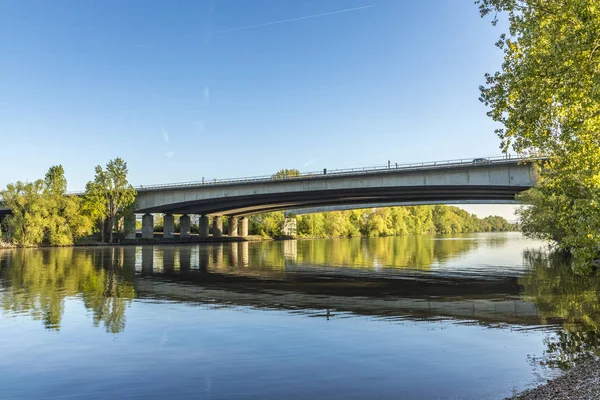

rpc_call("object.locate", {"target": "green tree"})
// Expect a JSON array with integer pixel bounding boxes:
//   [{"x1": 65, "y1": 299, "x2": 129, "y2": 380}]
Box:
[
  {"x1": 1, "y1": 180, "x2": 47, "y2": 246},
  {"x1": 85, "y1": 158, "x2": 137, "y2": 243},
  {"x1": 478, "y1": 0, "x2": 600, "y2": 269},
  {"x1": 272, "y1": 169, "x2": 301, "y2": 179},
  {"x1": 43, "y1": 165, "x2": 93, "y2": 245}
]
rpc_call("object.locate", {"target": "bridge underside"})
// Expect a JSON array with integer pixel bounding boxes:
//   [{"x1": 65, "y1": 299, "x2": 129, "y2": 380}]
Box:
[{"x1": 135, "y1": 185, "x2": 528, "y2": 216}]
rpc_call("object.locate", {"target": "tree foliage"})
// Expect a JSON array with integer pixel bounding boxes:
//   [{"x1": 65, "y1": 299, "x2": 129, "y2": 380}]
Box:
[
  {"x1": 478, "y1": 0, "x2": 600, "y2": 270},
  {"x1": 1, "y1": 166, "x2": 93, "y2": 246},
  {"x1": 250, "y1": 205, "x2": 515, "y2": 238},
  {"x1": 272, "y1": 169, "x2": 301, "y2": 179},
  {"x1": 84, "y1": 158, "x2": 136, "y2": 243}
]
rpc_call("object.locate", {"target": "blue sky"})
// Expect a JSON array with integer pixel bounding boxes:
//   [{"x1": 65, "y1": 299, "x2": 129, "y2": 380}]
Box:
[{"x1": 0, "y1": 0, "x2": 517, "y2": 219}]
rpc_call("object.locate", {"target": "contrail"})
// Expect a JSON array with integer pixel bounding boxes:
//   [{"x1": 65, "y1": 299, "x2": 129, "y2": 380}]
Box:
[{"x1": 218, "y1": 4, "x2": 376, "y2": 33}]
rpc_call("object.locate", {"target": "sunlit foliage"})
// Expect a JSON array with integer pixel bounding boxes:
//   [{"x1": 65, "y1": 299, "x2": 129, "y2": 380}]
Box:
[
  {"x1": 478, "y1": 0, "x2": 600, "y2": 270},
  {"x1": 250, "y1": 205, "x2": 515, "y2": 238}
]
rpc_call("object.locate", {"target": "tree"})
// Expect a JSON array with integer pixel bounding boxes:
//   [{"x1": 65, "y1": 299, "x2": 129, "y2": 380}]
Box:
[
  {"x1": 85, "y1": 158, "x2": 136, "y2": 243},
  {"x1": 478, "y1": 0, "x2": 600, "y2": 269},
  {"x1": 1, "y1": 180, "x2": 47, "y2": 246},
  {"x1": 43, "y1": 165, "x2": 93, "y2": 245},
  {"x1": 272, "y1": 169, "x2": 301, "y2": 179}
]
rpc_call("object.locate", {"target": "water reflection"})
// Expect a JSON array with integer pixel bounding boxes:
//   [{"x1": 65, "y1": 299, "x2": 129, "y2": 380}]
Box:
[
  {"x1": 519, "y1": 250, "x2": 600, "y2": 369},
  {"x1": 0, "y1": 247, "x2": 135, "y2": 333},
  {"x1": 3, "y1": 234, "x2": 600, "y2": 399},
  {"x1": 0, "y1": 235, "x2": 599, "y2": 345}
]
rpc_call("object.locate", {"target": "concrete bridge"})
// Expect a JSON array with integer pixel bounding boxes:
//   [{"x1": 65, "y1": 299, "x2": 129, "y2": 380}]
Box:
[
  {"x1": 131, "y1": 155, "x2": 538, "y2": 239},
  {"x1": 0, "y1": 155, "x2": 540, "y2": 239}
]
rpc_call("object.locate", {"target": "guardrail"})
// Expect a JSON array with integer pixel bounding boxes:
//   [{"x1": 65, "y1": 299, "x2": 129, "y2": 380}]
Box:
[{"x1": 130, "y1": 154, "x2": 543, "y2": 192}]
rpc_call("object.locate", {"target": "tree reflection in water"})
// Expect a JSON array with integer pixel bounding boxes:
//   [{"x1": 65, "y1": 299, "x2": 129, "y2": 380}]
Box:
[
  {"x1": 520, "y1": 250, "x2": 600, "y2": 370},
  {"x1": 0, "y1": 247, "x2": 135, "y2": 333}
]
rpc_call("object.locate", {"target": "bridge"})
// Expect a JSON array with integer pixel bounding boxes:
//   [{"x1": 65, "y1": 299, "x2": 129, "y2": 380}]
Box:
[
  {"x1": 0, "y1": 155, "x2": 540, "y2": 239},
  {"x1": 131, "y1": 155, "x2": 537, "y2": 238}
]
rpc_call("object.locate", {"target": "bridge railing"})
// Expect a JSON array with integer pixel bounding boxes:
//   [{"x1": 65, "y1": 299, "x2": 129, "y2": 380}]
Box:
[{"x1": 130, "y1": 154, "x2": 542, "y2": 192}]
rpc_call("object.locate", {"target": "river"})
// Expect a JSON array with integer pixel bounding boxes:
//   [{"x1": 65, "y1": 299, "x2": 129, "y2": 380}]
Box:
[{"x1": 1, "y1": 233, "x2": 599, "y2": 399}]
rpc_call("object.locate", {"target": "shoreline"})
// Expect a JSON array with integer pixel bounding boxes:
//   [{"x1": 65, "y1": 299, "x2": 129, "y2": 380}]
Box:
[
  {"x1": 507, "y1": 359, "x2": 600, "y2": 400},
  {"x1": 0, "y1": 230, "x2": 521, "y2": 249}
]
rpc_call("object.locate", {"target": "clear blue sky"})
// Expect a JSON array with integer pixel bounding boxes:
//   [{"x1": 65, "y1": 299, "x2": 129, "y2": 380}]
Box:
[{"x1": 0, "y1": 0, "x2": 517, "y2": 219}]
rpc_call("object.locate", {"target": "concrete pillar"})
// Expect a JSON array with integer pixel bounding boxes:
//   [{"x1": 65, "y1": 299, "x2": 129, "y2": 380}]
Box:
[
  {"x1": 142, "y1": 213, "x2": 154, "y2": 239},
  {"x1": 164, "y1": 214, "x2": 175, "y2": 238},
  {"x1": 199, "y1": 215, "x2": 209, "y2": 238},
  {"x1": 142, "y1": 246, "x2": 154, "y2": 275},
  {"x1": 238, "y1": 217, "x2": 249, "y2": 237},
  {"x1": 179, "y1": 214, "x2": 191, "y2": 238},
  {"x1": 228, "y1": 216, "x2": 238, "y2": 237},
  {"x1": 282, "y1": 217, "x2": 297, "y2": 237},
  {"x1": 212, "y1": 216, "x2": 223, "y2": 237},
  {"x1": 124, "y1": 213, "x2": 136, "y2": 239}
]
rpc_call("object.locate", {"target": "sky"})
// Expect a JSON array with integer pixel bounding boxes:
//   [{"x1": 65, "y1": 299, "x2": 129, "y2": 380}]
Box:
[{"x1": 0, "y1": 0, "x2": 518, "y2": 221}]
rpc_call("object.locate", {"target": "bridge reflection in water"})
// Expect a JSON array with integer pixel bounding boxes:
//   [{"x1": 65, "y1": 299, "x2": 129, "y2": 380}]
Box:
[
  {"x1": 131, "y1": 240, "x2": 545, "y2": 328},
  {"x1": 2, "y1": 236, "x2": 576, "y2": 335}
]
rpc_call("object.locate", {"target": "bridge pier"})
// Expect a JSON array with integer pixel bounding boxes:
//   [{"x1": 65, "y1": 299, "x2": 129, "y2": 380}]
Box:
[
  {"x1": 228, "y1": 217, "x2": 238, "y2": 237},
  {"x1": 179, "y1": 214, "x2": 191, "y2": 238},
  {"x1": 163, "y1": 214, "x2": 175, "y2": 238},
  {"x1": 282, "y1": 217, "x2": 297, "y2": 237},
  {"x1": 199, "y1": 215, "x2": 209, "y2": 238},
  {"x1": 212, "y1": 216, "x2": 223, "y2": 237},
  {"x1": 142, "y1": 213, "x2": 154, "y2": 239},
  {"x1": 239, "y1": 217, "x2": 248, "y2": 237}
]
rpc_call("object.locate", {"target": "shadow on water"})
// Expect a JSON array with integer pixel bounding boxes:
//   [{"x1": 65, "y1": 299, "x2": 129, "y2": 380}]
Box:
[{"x1": 1, "y1": 233, "x2": 600, "y2": 371}]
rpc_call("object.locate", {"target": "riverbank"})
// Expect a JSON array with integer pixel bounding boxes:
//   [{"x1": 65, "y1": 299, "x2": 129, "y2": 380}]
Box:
[
  {"x1": 507, "y1": 359, "x2": 600, "y2": 400},
  {"x1": 0, "y1": 235, "x2": 272, "y2": 249}
]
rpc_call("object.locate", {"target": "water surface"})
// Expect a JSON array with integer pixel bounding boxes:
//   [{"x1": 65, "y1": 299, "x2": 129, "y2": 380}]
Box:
[{"x1": 1, "y1": 233, "x2": 599, "y2": 399}]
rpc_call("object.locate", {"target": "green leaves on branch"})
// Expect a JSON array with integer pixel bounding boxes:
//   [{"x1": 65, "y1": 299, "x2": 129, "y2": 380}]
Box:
[
  {"x1": 1, "y1": 158, "x2": 137, "y2": 246},
  {"x1": 1, "y1": 166, "x2": 92, "y2": 246},
  {"x1": 272, "y1": 169, "x2": 301, "y2": 179},
  {"x1": 479, "y1": 0, "x2": 600, "y2": 269},
  {"x1": 250, "y1": 205, "x2": 516, "y2": 238},
  {"x1": 84, "y1": 158, "x2": 136, "y2": 243}
]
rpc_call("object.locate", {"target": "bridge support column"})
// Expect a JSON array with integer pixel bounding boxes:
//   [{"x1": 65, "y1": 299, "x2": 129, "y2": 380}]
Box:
[
  {"x1": 212, "y1": 216, "x2": 223, "y2": 237},
  {"x1": 228, "y1": 217, "x2": 238, "y2": 237},
  {"x1": 124, "y1": 213, "x2": 136, "y2": 239},
  {"x1": 282, "y1": 217, "x2": 297, "y2": 237},
  {"x1": 238, "y1": 217, "x2": 248, "y2": 237},
  {"x1": 199, "y1": 215, "x2": 209, "y2": 238},
  {"x1": 142, "y1": 213, "x2": 154, "y2": 239},
  {"x1": 163, "y1": 214, "x2": 175, "y2": 238},
  {"x1": 179, "y1": 214, "x2": 191, "y2": 238}
]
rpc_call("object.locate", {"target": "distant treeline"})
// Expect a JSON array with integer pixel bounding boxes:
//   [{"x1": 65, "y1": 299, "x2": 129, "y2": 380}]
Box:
[{"x1": 248, "y1": 205, "x2": 516, "y2": 238}]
